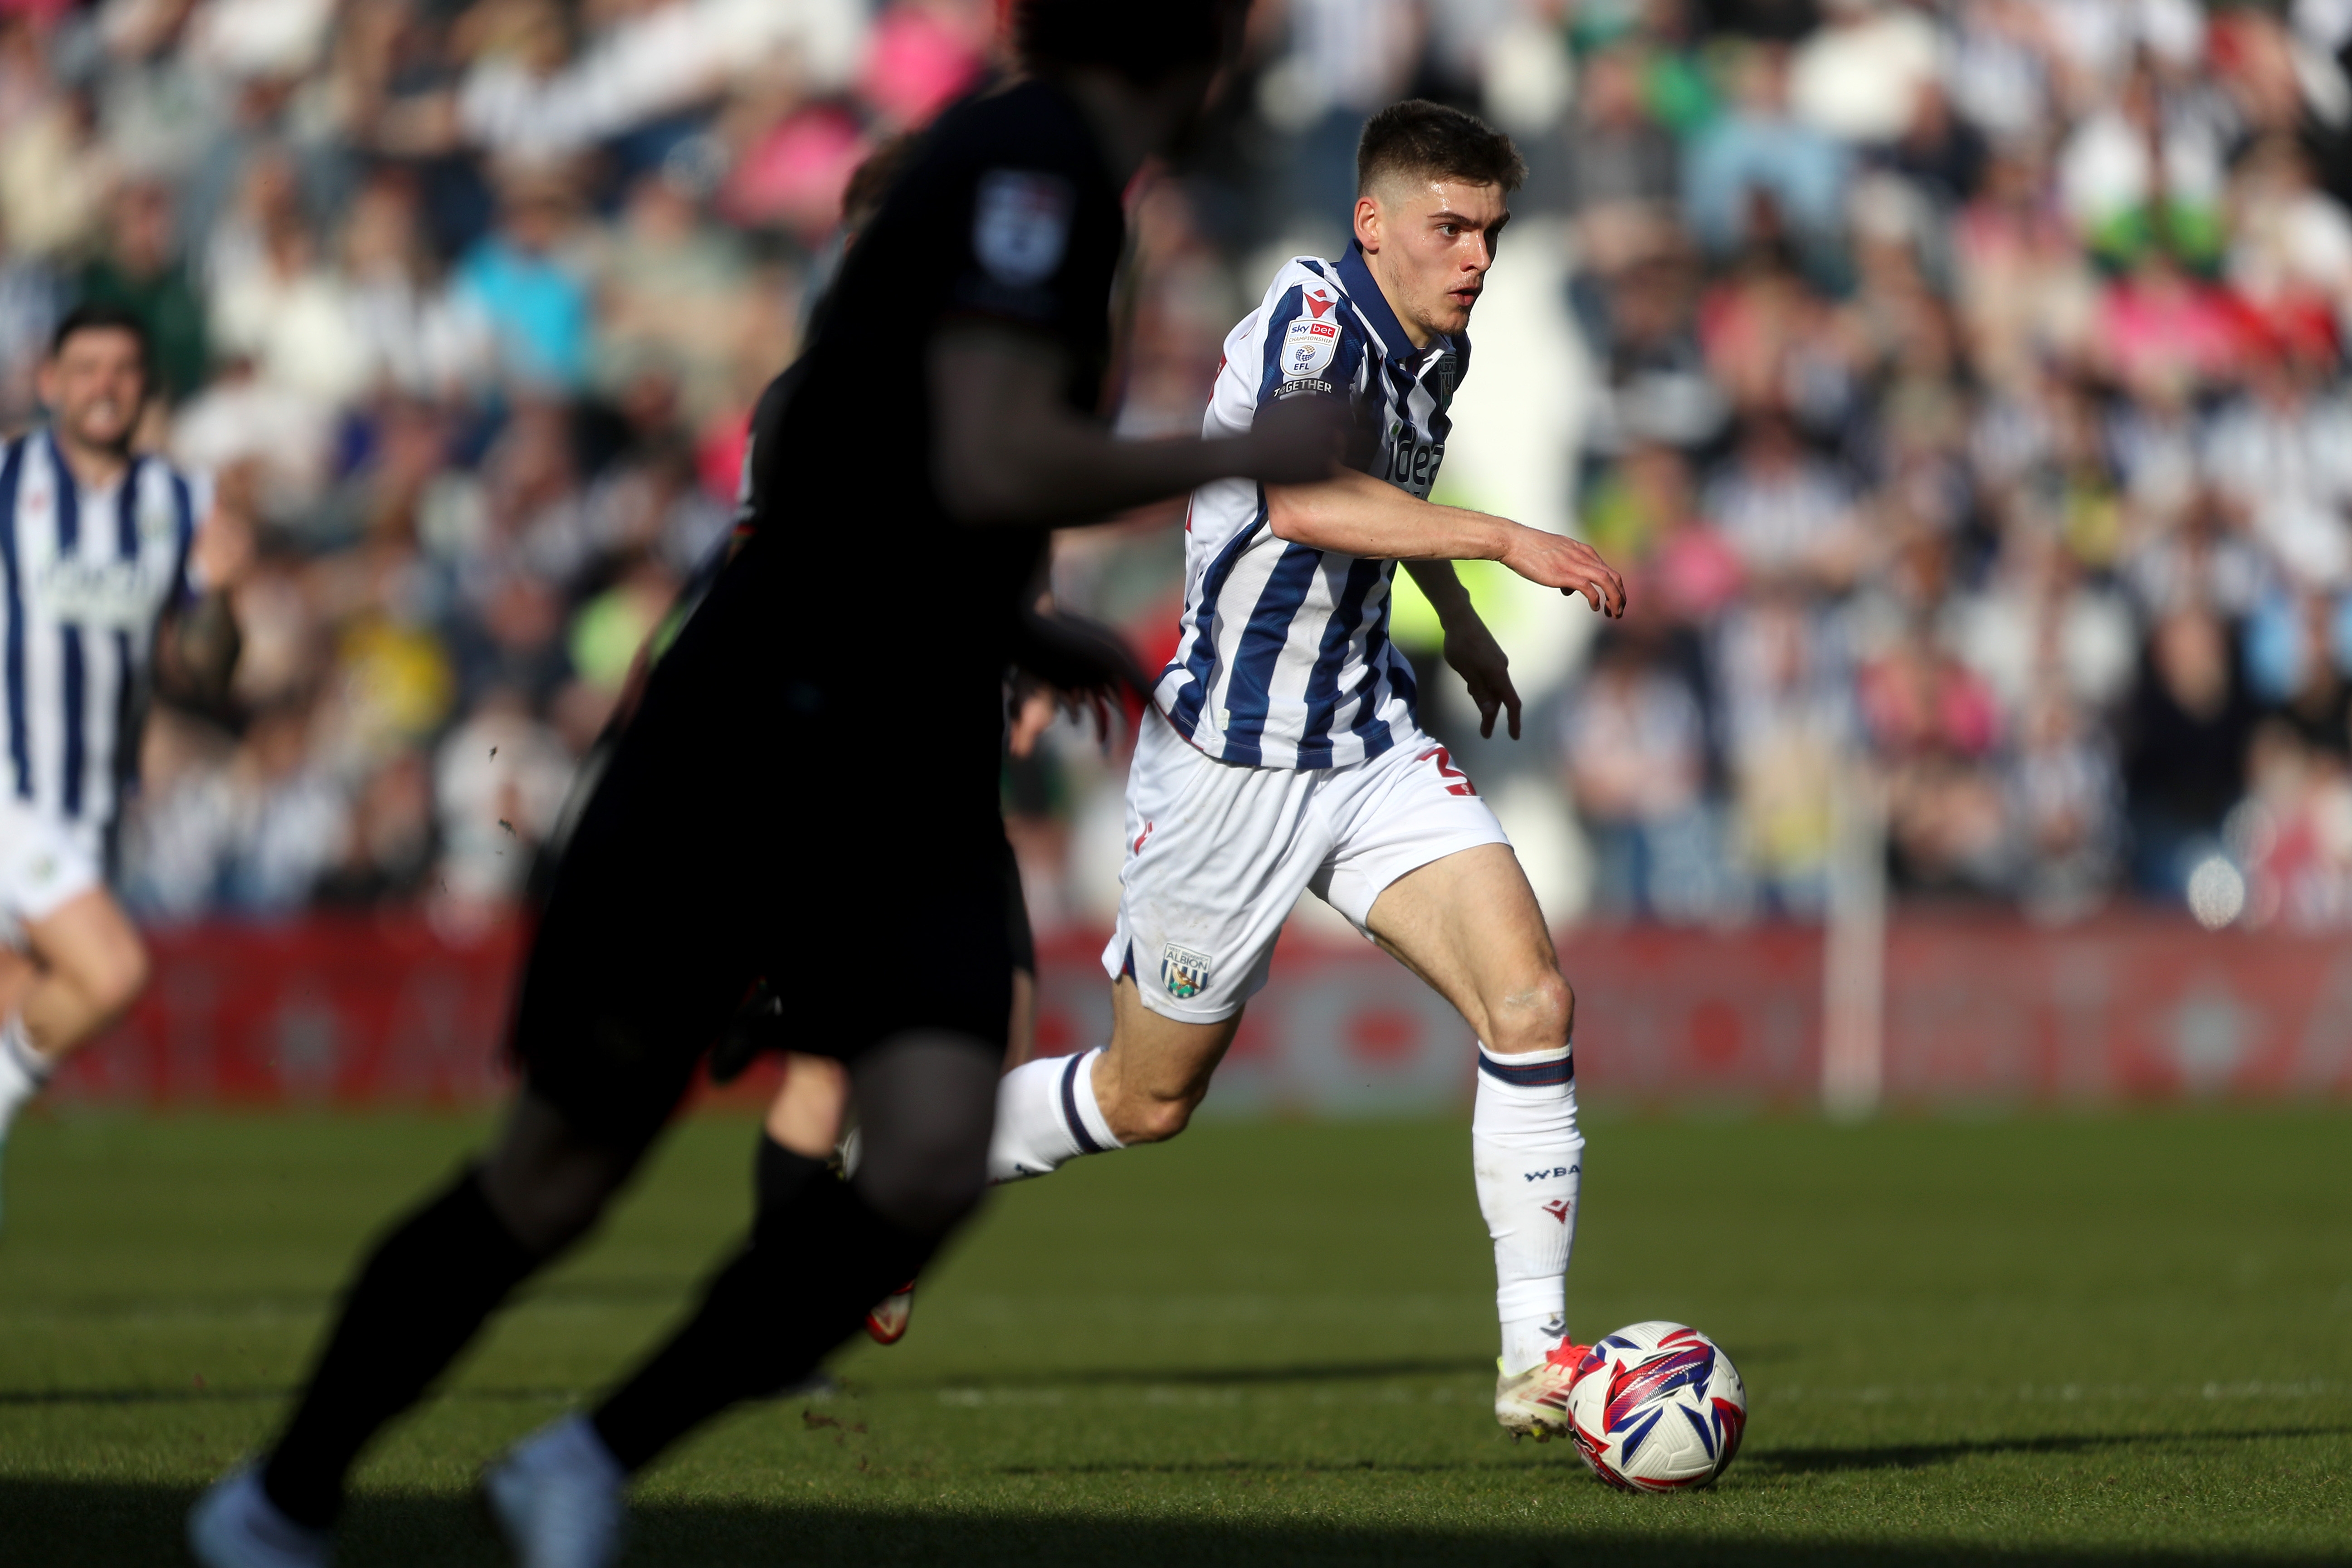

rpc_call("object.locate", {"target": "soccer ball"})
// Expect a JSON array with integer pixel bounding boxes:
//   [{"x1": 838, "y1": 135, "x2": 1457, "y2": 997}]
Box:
[{"x1": 1565, "y1": 1321, "x2": 1746, "y2": 1491}]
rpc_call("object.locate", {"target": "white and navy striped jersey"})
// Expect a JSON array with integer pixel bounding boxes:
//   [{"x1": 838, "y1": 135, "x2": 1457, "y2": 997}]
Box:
[
  {"x1": 0, "y1": 430, "x2": 203, "y2": 863},
  {"x1": 1153, "y1": 241, "x2": 1464, "y2": 770}
]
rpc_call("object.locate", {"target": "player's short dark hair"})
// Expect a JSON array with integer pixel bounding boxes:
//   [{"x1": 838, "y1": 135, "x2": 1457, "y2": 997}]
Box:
[
  {"x1": 1357, "y1": 100, "x2": 1526, "y2": 196},
  {"x1": 49, "y1": 300, "x2": 152, "y2": 366},
  {"x1": 1013, "y1": 0, "x2": 1241, "y2": 86}
]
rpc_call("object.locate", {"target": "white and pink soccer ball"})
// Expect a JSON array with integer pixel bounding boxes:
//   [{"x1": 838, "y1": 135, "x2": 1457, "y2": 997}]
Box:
[{"x1": 1566, "y1": 1321, "x2": 1747, "y2": 1491}]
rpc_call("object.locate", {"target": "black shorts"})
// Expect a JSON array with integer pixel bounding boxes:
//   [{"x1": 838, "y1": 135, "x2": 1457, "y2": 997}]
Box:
[{"x1": 508, "y1": 644, "x2": 1014, "y2": 1152}]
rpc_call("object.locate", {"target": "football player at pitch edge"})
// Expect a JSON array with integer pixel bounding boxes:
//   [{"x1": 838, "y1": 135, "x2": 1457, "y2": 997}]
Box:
[
  {"x1": 189, "y1": 5, "x2": 1347, "y2": 1566},
  {"x1": 984, "y1": 100, "x2": 1628, "y2": 1439},
  {"x1": 0, "y1": 304, "x2": 247, "y2": 1219}
]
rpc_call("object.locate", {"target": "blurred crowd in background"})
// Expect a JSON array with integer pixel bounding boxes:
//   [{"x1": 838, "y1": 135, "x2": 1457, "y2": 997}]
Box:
[{"x1": 5, "y1": 0, "x2": 2352, "y2": 935}]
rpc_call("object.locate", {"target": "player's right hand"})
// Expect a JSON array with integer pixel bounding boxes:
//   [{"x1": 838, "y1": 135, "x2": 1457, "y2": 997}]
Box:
[
  {"x1": 1501, "y1": 528, "x2": 1627, "y2": 618},
  {"x1": 1239, "y1": 394, "x2": 1355, "y2": 486}
]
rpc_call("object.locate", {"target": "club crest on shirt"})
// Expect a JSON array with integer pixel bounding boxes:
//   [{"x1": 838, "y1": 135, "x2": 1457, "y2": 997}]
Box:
[
  {"x1": 1161, "y1": 942, "x2": 1212, "y2": 1001},
  {"x1": 138, "y1": 494, "x2": 176, "y2": 542},
  {"x1": 973, "y1": 169, "x2": 1073, "y2": 288}
]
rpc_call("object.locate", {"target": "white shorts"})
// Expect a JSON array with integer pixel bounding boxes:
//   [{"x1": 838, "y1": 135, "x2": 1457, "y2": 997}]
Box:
[
  {"x1": 1104, "y1": 708, "x2": 1511, "y2": 1022},
  {"x1": 0, "y1": 795, "x2": 98, "y2": 948}
]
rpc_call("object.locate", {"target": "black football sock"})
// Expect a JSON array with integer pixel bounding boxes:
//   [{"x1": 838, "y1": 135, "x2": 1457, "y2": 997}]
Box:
[
  {"x1": 590, "y1": 1176, "x2": 935, "y2": 1473},
  {"x1": 260, "y1": 1168, "x2": 542, "y2": 1529},
  {"x1": 754, "y1": 1131, "x2": 828, "y2": 1209}
]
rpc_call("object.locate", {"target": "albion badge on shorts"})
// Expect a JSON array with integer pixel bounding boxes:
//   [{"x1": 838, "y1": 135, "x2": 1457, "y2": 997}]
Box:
[{"x1": 1161, "y1": 943, "x2": 1212, "y2": 1001}]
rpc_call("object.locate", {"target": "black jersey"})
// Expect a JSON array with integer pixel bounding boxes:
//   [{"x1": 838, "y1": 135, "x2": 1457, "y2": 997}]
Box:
[
  {"x1": 509, "y1": 81, "x2": 1126, "y2": 1133},
  {"x1": 678, "y1": 78, "x2": 1126, "y2": 796}
]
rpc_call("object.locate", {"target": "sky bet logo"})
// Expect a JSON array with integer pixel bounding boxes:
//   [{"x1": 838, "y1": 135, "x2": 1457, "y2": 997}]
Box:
[
  {"x1": 1522, "y1": 1164, "x2": 1581, "y2": 1182},
  {"x1": 37, "y1": 558, "x2": 162, "y2": 627}
]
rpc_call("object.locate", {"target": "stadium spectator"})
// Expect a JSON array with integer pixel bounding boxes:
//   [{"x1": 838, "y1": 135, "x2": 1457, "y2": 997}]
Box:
[
  {"x1": 1560, "y1": 633, "x2": 1719, "y2": 918},
  {"x1": 73, "y1": 178, "x2": 208, "y2": 401},
  {"x1": 456, "y1": 165, "x2": 592, "y2": 391},
  {"x1": 2123, "y1": 605, "x2": 2263, "y2": 896}
]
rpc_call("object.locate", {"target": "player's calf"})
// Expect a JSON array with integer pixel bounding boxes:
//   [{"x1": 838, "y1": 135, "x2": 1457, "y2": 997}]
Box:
[
  {"x1": 986, "y1": 982, "x2": 1236, "y2": 1181},
  {"x1": 1365, "y1": 844, "x2": 1588, "y2": 1397},
  {"x1": 0, "y1": 889, "x2": 152, "y2": 1147}
]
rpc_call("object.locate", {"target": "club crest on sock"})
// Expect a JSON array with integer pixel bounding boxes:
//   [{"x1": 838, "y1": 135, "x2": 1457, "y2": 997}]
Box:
[{"x1": 1160, "y1": 943, "x2": 1211, "y2": 1001}]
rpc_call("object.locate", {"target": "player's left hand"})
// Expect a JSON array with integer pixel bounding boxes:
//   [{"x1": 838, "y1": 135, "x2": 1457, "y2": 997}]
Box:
[
  {"x1": 1008, "y1": 606, "x2": 1149, "y2": 752},
  {"x1": 1443, "y1": 614, "x2": 1522, "y2": 740},
  {"x1": 189, "y1": 485, "x2": 258, "y2": 594},
  {"x1": 1007, "y1": 677, "x2": 1061, "y2": 759}
]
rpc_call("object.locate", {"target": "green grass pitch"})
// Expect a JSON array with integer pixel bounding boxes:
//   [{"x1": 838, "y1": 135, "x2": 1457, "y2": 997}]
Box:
[{"x1": 0, "y1": 1106, "x2": 2346, "y2": 1565}]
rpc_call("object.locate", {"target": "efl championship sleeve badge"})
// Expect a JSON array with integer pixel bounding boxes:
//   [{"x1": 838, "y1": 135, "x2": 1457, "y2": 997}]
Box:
[
  {"x1": 973, "y1": 169, "x2": 1074, "y2": 288},
  {"x1": 1282, "y1": 315, "x2": 1339, "y2": 381},
  {"x1": 1161, "y1": 943, "x2": 1213, "y2": 1001}
]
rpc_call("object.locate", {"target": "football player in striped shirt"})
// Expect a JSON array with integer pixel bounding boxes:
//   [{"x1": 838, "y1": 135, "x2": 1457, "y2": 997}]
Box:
[
  {"x1": 0, "y1": 303, "x2": 246, "y2": 1208},
  {"x1": 986, "y1": 100, "x2": 1628, "y2": 1441}
]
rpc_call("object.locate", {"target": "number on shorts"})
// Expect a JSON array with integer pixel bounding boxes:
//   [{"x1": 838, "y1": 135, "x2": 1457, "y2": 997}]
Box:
[{"x1": 1419, "y1": 745, "x2": 1477, "y2": 797}]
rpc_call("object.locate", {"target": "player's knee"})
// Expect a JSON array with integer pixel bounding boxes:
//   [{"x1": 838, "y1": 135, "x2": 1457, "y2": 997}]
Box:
[
  {"x1": 1486, "y1": 971, "x2": 1574, "y2": 1055},
  {"x1": 480, "y1": 1105, "x2": 637, "y2": 1255},
  {"x1": 484, "y1": 1172, "x2": 607, "y2": 1255},
  {"x1": 83, "y1": 926, "x2": 150, "y2": 1022},
  {"x1": 856, "y1": 1148, "x2": 986, "y2": 1235}
]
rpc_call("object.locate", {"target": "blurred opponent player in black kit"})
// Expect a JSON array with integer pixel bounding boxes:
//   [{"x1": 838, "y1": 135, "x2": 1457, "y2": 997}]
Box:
[
  {"x1": 189, "y1": 6, "x2": 1347, "y2": 1565},
  {"x1": 702, "y1": 130, "x2": 1113, "y2": 1349}
]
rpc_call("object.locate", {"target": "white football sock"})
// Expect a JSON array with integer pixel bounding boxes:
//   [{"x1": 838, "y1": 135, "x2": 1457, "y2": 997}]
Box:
[
  {"x1": 1472, "y1": 1040, "x2": 1584, "y2": 1376},
  {"x1": 0, "y1": 1015, "x2": 48, "y2": 1138},
  {"x1": 987, "y1": 1048, "x2": 1122, "y2": 1182}
]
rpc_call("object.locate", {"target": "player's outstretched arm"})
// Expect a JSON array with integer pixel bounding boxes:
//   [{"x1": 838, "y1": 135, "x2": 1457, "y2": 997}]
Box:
[
  {"x1": 930, "y1": 325, "x2": 1349, "y2": 528},
  {"x1": 1268, "y1": 468, "x2": 1626, "y2": 619},
  {"x1": 1404, "y1": 560, "x2": 1523, "y2": 740}
]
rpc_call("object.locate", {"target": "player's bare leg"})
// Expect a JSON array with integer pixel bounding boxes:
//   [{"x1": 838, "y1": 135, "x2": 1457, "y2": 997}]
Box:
[
  {"x1": 0, "y1": 888, "x2": 152, "y2": 1152},
  {"x1": 766, "y1": 1055, "x2": 849, "y2": 1161},
  {"x1": 1361, "y1": 842, "x2": 1588, "y2": 1439},
  {"x1": 1090, "y1": 980, "x2": 1241, "y2": 1142},
  {"x1": 13, "y1": 886, "x2": 149, "y2": 1055},
  {"x1": 986, "y1": 976, "x2": 1240, "y2": 1179}
]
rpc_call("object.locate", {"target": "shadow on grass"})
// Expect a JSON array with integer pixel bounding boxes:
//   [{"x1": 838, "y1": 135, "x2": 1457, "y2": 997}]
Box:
[
  {"x1": 991, "y1": 1423, "x2": 2352, "y2": 1483},
  {"x1": 0, "y1": 1384, "x2": 564, "y2": 1408},
  {"x1": 917, "y1": 1354, "x2": 1494, "y2": 1389},
  {"x1": 8, "y1": 1476, "x2": 2348, "y2": 1568},
  {"x1": 1745, "y1": 1425, "x2": 2352, "y2": 1478}
]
